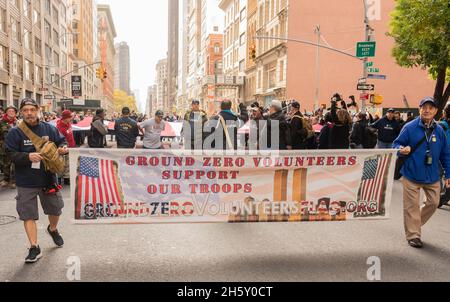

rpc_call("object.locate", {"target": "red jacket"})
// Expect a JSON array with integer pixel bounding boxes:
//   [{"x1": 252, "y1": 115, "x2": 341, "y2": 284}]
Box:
[{"x1": 56, "y1": 120, "x2": 76, "y2": 148}]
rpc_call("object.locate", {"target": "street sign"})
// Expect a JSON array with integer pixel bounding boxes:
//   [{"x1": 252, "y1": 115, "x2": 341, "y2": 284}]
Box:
[
  {"x1": 367, "y1": 67, "x2": 380, "y2": 73},
  {"x1": 44, "y1": 95, "x2": 55, "y2": 100},
  {"x1": 39, "y1": 87, "x2": 48, "y2": 92},
  {"x1": 356, "y1": 42, "x2": 376, "y2": 58},
  {"x1": 71, "y1": 75, "x2": 82, "y2": 97},
  {"x1": 360, "y1": 93, "x2": 370, "y2": 100},
  {"x1": 358, "y1": 78, "x2": 367, "y2": 84},
  {"x1": 357, "y1": 84, "x2": 375, "y2": 91},
  {"x1": 365, "y1": 62, "x2": 374, "y2": 67},
  {"x1": 368, "y1": 74, "x2": 387, "y2": 80}
]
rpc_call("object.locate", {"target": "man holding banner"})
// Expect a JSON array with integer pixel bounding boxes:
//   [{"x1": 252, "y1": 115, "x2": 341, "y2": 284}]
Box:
[{"x1": 393, "y1": 97, "x2": 450, "y2": 249}]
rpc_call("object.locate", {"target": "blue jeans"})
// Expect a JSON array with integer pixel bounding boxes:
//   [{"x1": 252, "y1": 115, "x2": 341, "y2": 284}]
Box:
[{"x1": 377, "y1": 141, "x2": 393, "y2": 149}]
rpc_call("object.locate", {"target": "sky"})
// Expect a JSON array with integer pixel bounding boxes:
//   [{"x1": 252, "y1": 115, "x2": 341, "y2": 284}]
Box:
[{"x1": 99, "y1": 0, "x2": 168, "y2": 112}]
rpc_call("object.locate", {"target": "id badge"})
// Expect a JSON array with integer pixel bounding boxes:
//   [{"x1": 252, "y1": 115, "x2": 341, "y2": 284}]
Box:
[
  {"x1": 432, "y1": 136, "x2": 437, "y2": 143},
  {"x1": 32, "y1": 162, "x2": 41, "y2": 170}
]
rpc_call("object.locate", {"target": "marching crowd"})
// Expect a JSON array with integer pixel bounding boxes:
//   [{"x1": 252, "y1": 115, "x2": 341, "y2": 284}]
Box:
[{"x1": 0, "y1": 94, "x2": 449, "y2": 262}]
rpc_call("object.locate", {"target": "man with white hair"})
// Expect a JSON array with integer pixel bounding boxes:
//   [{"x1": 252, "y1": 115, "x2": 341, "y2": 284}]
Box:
[{"x1": 267, "y1": 100, "x2": 292, "y2": 150}]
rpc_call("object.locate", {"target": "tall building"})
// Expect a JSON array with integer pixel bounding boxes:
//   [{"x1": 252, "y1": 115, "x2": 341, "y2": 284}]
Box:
[
  {"x1": 146, "y1": 84, "x2": 157, "y2": 117},
  {"x1": 0, "y1": 0, "x2": 72, "y2": 110},
  {"x1": 184, "y1": 0, "x2": 223, "y2": 109},
  {"x1": 71, "y1": 0, "x2": 98, "y2": 103},
  {"x1": 97, "y1": 4, "x2": 117, "y2": 114},
  {"x1": 167, "y1": 0, "x2": 179, "y2": 113},
  {"x1": 202, "y1": 33, "x2": 223, "y2": 115},
  {"x1": 114, "y1": 41, "x2": 131, "y2": 94},
  {"x1": 245, "y1": 0, "x2": 257, "y2": 104},
  {"x1": 286, "y1": 0, "x2": 435, "y2": 110},
  {"x1": 155, "y1": 58, "x2": 168, "y2": 113},
  {"x1": 253, "y1": 0, "x2": 288, "y2": 106},
  {"x1": 176, "y1": 0, "x2": 189, "y2": 114},
  {"x1": 219, "y1": 0, "x2": 247, "y2": 103}
]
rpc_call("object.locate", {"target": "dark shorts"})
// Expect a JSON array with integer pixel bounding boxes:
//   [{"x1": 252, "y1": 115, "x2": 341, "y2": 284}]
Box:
[{"x1": 15, "y1": 187, "x2": 65, "y2": 221}]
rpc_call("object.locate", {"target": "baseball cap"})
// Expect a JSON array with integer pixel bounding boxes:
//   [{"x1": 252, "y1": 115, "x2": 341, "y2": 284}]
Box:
[
  {"x1": 155, "y1": 110, "x2": 164, "y2": 117},
  {"x1": 122, "y1": 107, "x2": 131, "y2": 115},
  {"x1": 191, "y1": 100, "x2": 200, "y2": 105},
  {"x1": 387, "y1": 108, "x2": 395, "y2": 113},
  {"x1": 419, "y1": 97, "x2": 437, "y2": 108},
  {"x1": 20, "y1": 98, "x2": 39, "y2": 110},
  {"x1": 291, "y1": 101, "x2": 301, "y2": 109}
]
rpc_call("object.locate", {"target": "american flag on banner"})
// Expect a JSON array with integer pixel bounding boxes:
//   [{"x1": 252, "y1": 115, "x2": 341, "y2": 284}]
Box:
[
  {"x1": 75, "y1": 156, "x2": 123, "y2": 219},
  {"x1": 358, "y1": 154, "x2": 392, "y2": 211}
]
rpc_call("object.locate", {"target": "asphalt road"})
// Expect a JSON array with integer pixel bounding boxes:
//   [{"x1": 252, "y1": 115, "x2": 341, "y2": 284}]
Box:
[{"x1": 0, "y1": 181, "x2": 449, "y2": 282}]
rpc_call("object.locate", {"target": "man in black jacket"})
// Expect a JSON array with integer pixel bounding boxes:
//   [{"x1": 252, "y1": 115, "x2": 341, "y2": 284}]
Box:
[
  {"x1": 268, "y1": 100, "x2": 292, "y2": 150},
  {"x1": 288, "y1": 101, "x2": 308, "y2": 150},
  {"x1": 5, "y1": 98, "x2": 68, "y2": 264},
  {"x1": 114, "y1": 107, "x2": 139, "y2": 149},
  {"x1": 88, "y1": 109, "x2": 108, "y2": 148},
  {"x1": 370, "y1": 108, "x2": 401, "y2": 149}
]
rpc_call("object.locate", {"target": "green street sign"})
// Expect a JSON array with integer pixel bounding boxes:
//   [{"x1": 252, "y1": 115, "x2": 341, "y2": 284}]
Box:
[
  {"x1": 367, "y1": 67, "x2": 380, "y2": 73},
  {"x1": 365, "y1": 62, "x2": 374, "y2": 67},
  {"x1": 357, "y1": 42, "x2": 376, "y2": 58}
]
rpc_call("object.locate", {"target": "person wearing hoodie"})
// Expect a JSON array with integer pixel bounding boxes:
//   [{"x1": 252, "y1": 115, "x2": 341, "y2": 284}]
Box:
[
  {"x1": 267, "y1": 100, "x2": 292, "y2": 150},
  {"x1": 88, "y1": 109, "x2": 108, "y2": 148},
  {"x1": 0, "y1": 106, "x2": 18, "y2": 188},
  {"x1": 56, "y1": 110, "x2": 75, "y2": 185},
  {"x1": 210, "y1": 100, "x2": 240, "y2": 150}
]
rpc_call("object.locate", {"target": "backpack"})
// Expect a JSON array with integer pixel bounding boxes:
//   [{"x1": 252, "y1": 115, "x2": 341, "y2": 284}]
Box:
[
  {"x1": 362, "y1": 125, "x2": 378, "y2": 149},
  {"x1": 292, "y1": 116, "x2": 315, "y2": 140},
  {"x1": 440, "y1": 120, "x2": 450, "y2": 147},
  {"x1": 18, "y1": 122, "x2": 65, "y2": 175}
]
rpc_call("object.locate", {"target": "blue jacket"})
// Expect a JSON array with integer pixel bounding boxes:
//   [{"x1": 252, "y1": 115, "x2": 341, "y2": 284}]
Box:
[
  {"x1": 371, "y1": 116, "x2": 401, "y2": 143},
  {"x1": 393, "y1": 118, "x2": 450, "y2": 184},
  {"x1": 114, "y1": 117, "x2": 139, "y2": 148},
  {"x1": 5, "y1": 122, "x2": 67, "y2": 188}
]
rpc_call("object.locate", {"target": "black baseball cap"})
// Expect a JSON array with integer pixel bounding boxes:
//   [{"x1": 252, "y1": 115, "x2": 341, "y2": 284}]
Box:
[
  {"x1": 291, "y1": 101, "x2": 301, "y2": 109},
  {"x1": 419, "y1": 97, "x2": 437, "y2": 108},
  {"x1": 20, "y1": 98, "x2": 39, "y2": 110},
  {"x1": 155, "y1": 110, "x2": 164, "y2": 117},
  {"x1": 192, "y1": 100, "x2": 200, "y2": 105},
  {"x1": 387, "y1": 108, "x2": 395, "y2": 113},
  {"x1": 122, "y1": 107, "x2": 130, "y2": 115}
]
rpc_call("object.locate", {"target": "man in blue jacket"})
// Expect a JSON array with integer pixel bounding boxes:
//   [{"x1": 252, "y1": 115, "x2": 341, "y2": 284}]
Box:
[
  {"x1": 114, "y1": 107, "x2": 139, "y2": 149},
  {"x1": 393, "y1": 97, "x2": 450, "y2": 249},
  {"x1": 5, "y1": 98, "x2": 69, "y2": 263}
]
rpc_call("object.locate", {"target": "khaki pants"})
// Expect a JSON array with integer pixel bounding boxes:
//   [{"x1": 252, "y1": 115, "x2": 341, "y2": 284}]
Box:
[{"x1": 403, "y1": 178, "x2": 440, "y2": 241}]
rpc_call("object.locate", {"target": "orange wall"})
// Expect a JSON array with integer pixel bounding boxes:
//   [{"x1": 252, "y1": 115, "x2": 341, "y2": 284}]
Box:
[{"x1": 286, "y1": 0, "x2": 436, "y2": 110}]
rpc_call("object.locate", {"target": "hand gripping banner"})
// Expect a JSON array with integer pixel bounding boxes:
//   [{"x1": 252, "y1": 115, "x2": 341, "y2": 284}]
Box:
[{"x1": 70, "y1": 149, "x2": 397, "y2": 224}]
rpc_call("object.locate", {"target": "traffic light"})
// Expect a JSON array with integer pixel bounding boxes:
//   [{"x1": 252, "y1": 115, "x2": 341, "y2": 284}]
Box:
[
  {"x1": 250, "y1": 44, "x2": 257, "y2": 61},
  {"x1": 370, "y1": 94, "x2": 383, "y2": 105},
  {"x1": 96, "y1": 67, "x2": 103, "y2": 79}
]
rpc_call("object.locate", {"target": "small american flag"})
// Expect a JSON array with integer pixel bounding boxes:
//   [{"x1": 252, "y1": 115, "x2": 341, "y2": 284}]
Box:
[
  {"x1": 75, "y1": 157, "x2": 123, "y2": 219},
  {"x1": 358, "y1": 154, "x2": 392, "y2": 208}
]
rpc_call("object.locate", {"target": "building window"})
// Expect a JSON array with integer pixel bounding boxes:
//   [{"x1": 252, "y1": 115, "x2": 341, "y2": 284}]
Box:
[
  {"x1": 23, "y1": 0, "x2": 31, "y2": 18},
  {"x1": 25, "y1": 60, "x2": 32, "y2": 80}
]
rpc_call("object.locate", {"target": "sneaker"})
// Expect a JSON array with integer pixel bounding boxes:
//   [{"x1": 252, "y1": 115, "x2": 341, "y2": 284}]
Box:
[
  {"x1": 408, "y1": 238, "x2": 424, "y2": 249},
  {"x1": 46, "y1": 225, "x2": 64, "y2": 247},
  {"x1": 25, "y1": 246, "x2": 42, "y2": 264}
]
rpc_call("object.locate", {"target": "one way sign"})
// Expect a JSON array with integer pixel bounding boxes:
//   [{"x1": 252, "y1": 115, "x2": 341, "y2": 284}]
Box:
[{"x1": 357, "y1": 84, "x2": 375, "y2": 91}]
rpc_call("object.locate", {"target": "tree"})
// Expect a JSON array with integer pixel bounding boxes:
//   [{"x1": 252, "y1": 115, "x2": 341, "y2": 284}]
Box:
[
  {"x1": 388, "y1": 0, "x2": 450, "y2": 117},
  {"x1": 113, "y1": 89, "x2": 138, "y2": 113}
]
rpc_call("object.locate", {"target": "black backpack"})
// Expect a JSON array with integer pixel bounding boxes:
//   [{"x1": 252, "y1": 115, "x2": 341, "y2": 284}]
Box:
[{"x1": 363, "y1": 126, "x2": 378, "y2": 149}]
